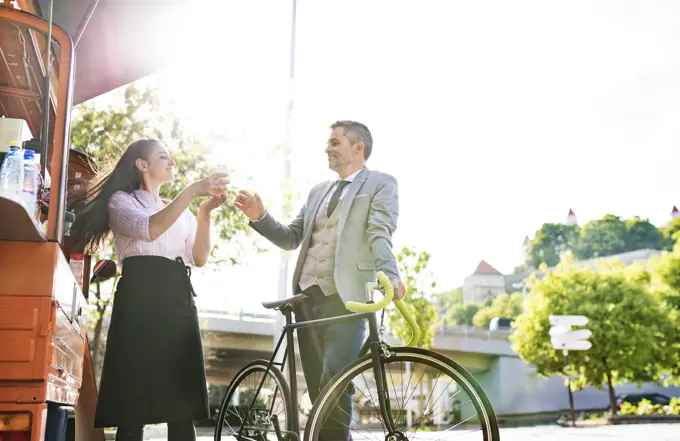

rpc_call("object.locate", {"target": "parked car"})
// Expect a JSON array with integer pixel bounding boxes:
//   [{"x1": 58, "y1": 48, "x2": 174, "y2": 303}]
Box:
[
  {"x1": 489, "y1": 317, "x2": 513, "y2": 331},
  {"x1": 614, "y1": 392, "x2": 671, "y2": 410}
]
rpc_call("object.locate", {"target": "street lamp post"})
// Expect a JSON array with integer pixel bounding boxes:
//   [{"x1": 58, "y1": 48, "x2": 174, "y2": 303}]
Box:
[
  {"x1": 276, "y1": 0, "x2": 298, "y2": 362},
  {"x1": 512, "y1": 281, "x2": 529, "y2": 313}
]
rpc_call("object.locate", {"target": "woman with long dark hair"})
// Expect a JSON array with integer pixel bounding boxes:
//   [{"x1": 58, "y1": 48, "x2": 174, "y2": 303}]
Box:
[{"x1": 71, "y1": 138, "x2": 228, "y2": 441}]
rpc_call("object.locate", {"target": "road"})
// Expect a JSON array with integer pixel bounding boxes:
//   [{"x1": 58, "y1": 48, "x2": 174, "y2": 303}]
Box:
[
  {"x1": 145, "y1": 423, "x2": 679, "y2": 441},
  {"x1": 496, "y1": 424, "x2": 678, "y2": 440}
]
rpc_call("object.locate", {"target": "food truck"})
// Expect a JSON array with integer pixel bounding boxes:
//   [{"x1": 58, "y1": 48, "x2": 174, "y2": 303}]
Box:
[{"x1": 0, "y1": 1, "x2": 187, "y2": 440}]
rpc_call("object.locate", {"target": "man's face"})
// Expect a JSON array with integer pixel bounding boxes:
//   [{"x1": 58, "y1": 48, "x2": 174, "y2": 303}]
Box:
[{"x1": 325, "y1": 127, "x2": 362, "y2": 172}]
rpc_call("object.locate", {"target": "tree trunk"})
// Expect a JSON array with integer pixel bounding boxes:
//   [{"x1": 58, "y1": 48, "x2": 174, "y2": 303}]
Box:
[
  {"x1": 602, "y1": 358, "x2": 617, "y2": 411},
  {"x1": 92, "y1": 303, "x2": 107, "y2": 362},
  {"x1": 91, "y1": 282, "x2": 105, "y2": 371}
]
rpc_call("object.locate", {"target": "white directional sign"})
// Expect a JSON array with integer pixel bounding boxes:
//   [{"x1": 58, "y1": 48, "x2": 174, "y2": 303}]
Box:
[
  {"x1": 551, "y1": 339, "x2": 592, "y2": 351},
  {"x1": 549, "y1": 316, "x2": 591, "y2": 351},
  {"x1": 549, "y1": 325, "x2": 572, "y2": 336},
  {"x1": 549, "y1": 315, "x2": 589, "y2": 326},
  {"x1": 555, "y1": 329, "x2": 592, "y2": 341}
]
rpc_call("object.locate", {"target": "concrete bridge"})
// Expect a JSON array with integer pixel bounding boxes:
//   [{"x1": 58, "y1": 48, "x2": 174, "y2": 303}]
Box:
[
  {"x1": 195, "y1": 309, "x2": 680, "y2": 417},
  {"x1": 197, "y1": 309, "x2": 517, "y2": 405}
]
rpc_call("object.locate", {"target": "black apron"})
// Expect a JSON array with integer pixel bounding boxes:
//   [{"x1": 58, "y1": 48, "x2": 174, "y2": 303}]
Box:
[{"x1": 94, "y1": 256, "x2": 209, "y2": 428}]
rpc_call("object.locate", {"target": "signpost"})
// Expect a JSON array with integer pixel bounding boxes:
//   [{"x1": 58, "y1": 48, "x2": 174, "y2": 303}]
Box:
[{"x1": 549, "y1": 315, "x2": 592, "y2": 427}]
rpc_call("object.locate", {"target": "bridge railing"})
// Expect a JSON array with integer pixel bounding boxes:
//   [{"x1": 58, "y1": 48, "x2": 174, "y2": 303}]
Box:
[
  {"x1": 198, "y1": 309, "x2": 513, "y2": 339},
  {"x1": 199, "y1": 308, "x2": 277, "y2": 322}
]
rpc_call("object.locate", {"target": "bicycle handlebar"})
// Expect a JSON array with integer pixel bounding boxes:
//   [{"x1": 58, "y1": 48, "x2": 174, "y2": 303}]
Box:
[{"x1": 344, "y1": 271, "x2": 421, "y2": 347}]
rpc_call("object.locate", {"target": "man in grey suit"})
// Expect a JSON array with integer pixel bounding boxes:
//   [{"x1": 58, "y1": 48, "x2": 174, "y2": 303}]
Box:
[{"x1": 234, "y1": 120, "x2": 405, "y2": 441}]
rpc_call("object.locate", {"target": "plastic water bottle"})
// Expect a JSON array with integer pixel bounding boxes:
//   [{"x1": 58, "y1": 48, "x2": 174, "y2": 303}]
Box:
[
  {"x1": 0, "y1": 142, "x2": 24, "y2": 202},
  {"x1": 22, "y1": 149, "x2": 38, "y2": 219}
]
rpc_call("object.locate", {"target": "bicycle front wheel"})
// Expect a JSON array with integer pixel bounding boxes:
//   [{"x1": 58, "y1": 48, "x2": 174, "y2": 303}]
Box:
[
  {"x1": 215, "y1": 360, "x2": 293, "y2": 441},
  {"x1": 304, "y1": 347, "x2": 499, "y2": 441}
]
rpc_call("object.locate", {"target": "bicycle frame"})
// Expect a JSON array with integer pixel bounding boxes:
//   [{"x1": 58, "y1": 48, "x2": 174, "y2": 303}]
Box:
[{"x1": 236, "y1": 305, "x2": 399, "y2": 441}]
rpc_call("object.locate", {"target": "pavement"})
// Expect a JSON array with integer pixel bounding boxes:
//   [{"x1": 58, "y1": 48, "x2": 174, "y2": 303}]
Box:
[{"x1": 126, "y1": 423, "x2": 680, "y2": 441}]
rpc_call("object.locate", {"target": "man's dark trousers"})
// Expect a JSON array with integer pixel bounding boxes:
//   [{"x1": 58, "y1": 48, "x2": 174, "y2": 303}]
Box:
[{"x1": 294, "y1": 285, "x2": 367, "y2": 441}]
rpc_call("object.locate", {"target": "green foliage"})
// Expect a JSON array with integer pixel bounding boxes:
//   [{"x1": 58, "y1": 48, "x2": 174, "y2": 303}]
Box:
[
  {"x1": 527, "y1": 223, "x2": 580, "y2": 268},
  {"x1": 387, "y1": 247, "x2": 438, "y2": 348},
  {"x1": 238, "y1": 387, "x2": 268, "y2": 408},
  {"x1": 625, "y1": 217, "x2": 666, "y2": 252},
  {"x1": 446, "y1": 302, "x2": 480, "y2": 327},
  {"x1": 432, "y1": 287, "x2": 462, "y2": 323},
  {"x1": 511, "y1": 255, "x2": 678, "y2": 410},
  {"x1": 574, "y1": 215, "x2": 629, "y2": 259},
  {"x1": 70, "y1": 84, "x2": 257, "y2": 266},
  {"x1": 648, "y1": 246, "x2": 680, "y2": 381},
  {"x1": 527, "y1": 215, "x2": 669, "y2": 269},
  {"x1": 662, "y1": 217, "x2": 680, "y2": 250},
  {"x1": 471, "y1": 292, "x2": 523, "y2": 329},
  {"x1": 618, "y1": 398, "x2": 680, "y2": 416},
  {"x1": 71, "y1": 84, "x2": 260, "y2": 380}
]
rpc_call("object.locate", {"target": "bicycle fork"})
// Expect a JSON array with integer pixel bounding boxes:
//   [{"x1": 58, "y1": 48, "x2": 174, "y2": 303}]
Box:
[{"x1": 368, "y1": 316, "x2": 400, "y2": 436}]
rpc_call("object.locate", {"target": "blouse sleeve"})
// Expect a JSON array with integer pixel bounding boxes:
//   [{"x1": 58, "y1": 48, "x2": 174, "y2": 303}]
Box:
[
  {"x1": 108, "y1": 191, "x2": 152, "y2": 241},
  {"x1": 184, "y1": 210, "x2": 198, "y2": 266}
]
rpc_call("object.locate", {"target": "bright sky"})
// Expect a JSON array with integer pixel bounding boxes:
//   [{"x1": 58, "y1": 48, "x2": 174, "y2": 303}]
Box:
[{"x1": 135, "y1": 0, "x2": 680, "y2": 312}]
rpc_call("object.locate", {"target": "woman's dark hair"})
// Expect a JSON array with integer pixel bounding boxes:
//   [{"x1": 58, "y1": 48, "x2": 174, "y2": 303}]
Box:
[{"x1": 71, "y1": 138, "x2": 161, "y2": 253}]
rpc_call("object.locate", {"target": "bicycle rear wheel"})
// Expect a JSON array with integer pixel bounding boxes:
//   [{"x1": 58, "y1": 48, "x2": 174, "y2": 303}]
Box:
[
  {"x1": 304, "y1": 347, "x2": 499, "y2": 441},
  {"x1": 215, "y1": 360, "x2": 294, "y2": 441}
]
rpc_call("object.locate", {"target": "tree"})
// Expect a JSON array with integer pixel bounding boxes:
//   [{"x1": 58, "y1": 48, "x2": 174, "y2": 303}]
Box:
[
  {"x1": 387, "y1": 247, "x2": 438, "y2": 348},
  {"x1": 471, "y1": 292, "x2": 523, "y2": 329},
  {"x1": 662, "y1": 217, "x2": 680, "y2": 250},
  {"x1": 511, "y1": 257, "x2": 675, "y2": 410},
  {"x1": 526, "y1": 223, "x2": 580, "y2": 268},
  {"x1": 624, "y1": 217, "x2": 665, "y2": 252},
  {"x1": 649, "y1": 245, "x2": 680, "y2": 382},
  {"x1": 71, "y1": 84, "x2": 252, "y2": 258},
  {"x1": 574, "y1": 215, "x2": 629, "y2": 259},
  {"x1": 653, "y1": 248, "x2": 680, "y2": 310},
  {"x1": 446, "y1": 302, "x2": 479, "y2": 327},
  {"x1": 71, "y1": 84, "x2": 256, "y2": 377},
  {"x1": 431, "y1": 287, "x2": 463, "y2": 323}
]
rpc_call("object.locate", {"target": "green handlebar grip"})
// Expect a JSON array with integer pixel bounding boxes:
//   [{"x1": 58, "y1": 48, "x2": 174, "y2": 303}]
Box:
[
  {"x1": 394, "y1": 299, "x2": 420, "y2": 347},
  {"x1": 345, "y1": 271, "x2": 421, "y2": 347},
  {"x1": 345, "y1": 271, "x2": 393, "y2": 312}
]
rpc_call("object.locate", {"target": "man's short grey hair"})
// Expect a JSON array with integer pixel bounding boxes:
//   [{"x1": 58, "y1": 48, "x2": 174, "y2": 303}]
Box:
[{"x1": 330, "y1": 120, "x2": 373, "y2": 160}]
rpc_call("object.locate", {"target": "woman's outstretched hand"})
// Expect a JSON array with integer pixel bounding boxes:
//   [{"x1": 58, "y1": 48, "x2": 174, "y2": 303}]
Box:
[
  {"x1": 190, "y1": 172, "x2": 230, "y2": 197},
  {"x1": 200, "y1": 194, "x2": 227, "y2": 214}
]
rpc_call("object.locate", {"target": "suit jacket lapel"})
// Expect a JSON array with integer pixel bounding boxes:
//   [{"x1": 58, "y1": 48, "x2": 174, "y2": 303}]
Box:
[
  {"x1": 337, "y1": 167, "x2": 370, "y2": 235},
  {"x1": 303, "y1": 181, "x2": 334, "y2": 241}
]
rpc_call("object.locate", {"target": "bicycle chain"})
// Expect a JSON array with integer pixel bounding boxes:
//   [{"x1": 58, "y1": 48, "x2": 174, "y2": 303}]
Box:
[{"x1": 379, "y1": 308, "x2": 392, "y2": 358}]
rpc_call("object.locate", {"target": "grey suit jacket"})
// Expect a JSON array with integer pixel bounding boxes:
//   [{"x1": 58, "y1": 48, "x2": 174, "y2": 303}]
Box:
[{"x1": 249, "y1": 167, "x2": 400, "y2": 303}]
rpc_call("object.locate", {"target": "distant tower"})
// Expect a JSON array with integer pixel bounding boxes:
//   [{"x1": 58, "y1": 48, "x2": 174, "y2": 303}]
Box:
[
  {"x1": 672, "y1": 206, "x2": 679, "y2": 221},
  {"x1": 521, "y1": 236, "x2": 530, "y2": 262},
  {"x1": 566, "y1": 208, "x2": 578, "y2": 226}
]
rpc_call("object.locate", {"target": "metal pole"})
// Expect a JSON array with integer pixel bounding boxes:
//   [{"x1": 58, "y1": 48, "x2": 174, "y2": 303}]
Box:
[
  {"x1": 73, "y1": 0, "x2": 101, "y2": 48},
  {"x1": 276, "y1": 0, "x2": 297, "y2": 351},
  {"x1": 564, "y1": 349, "x2": 576, "y2": 427},
  {"x1": 39, "y1": 0, "x2": 53, "y2": 183}
]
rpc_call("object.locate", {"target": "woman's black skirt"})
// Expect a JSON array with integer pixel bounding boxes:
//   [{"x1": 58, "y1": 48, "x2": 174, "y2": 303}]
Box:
[{"x1": 94, "y1": 256, "x2": 209, "y2": 427}]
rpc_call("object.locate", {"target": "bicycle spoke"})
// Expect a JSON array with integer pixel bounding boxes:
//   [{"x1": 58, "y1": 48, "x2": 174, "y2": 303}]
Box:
[
  {"x1": 386, "y1": 362, "x2": 404, "y2": 427},
  {"x1": 216, "y1": 363, "x2": 291, "y2": 441},
  {"x1": 305, "y1": 352, "x2": 497, "y2": 441},
  {"x1": 353, "y1": 379, "x2": 386, "y2": 432}
]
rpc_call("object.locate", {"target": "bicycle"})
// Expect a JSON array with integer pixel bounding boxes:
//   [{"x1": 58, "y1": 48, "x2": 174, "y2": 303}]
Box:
[{"x1": 215, "y1": 272, "x2": 500, "y2": 441}]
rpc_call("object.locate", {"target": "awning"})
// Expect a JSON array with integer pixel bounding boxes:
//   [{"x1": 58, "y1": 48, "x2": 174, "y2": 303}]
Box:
[{"x1": 37, "y1": 0, "x2": 188, "y2": 104}]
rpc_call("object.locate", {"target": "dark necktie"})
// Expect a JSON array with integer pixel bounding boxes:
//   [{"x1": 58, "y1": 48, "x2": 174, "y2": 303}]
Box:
[{"x1": 327, "y1": 180, "x2": 351, "y2": 217}]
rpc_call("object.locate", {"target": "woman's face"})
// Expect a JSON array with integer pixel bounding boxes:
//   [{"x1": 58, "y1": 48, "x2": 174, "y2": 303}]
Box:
[{"x1": 137, "y1": 142, "x2": 176, "y2": 185}]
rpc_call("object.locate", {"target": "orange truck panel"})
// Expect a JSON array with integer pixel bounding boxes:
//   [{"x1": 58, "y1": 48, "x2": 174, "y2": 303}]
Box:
[{"x1": 0, "y1": 242, "x2": 87, "y2": 409}]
